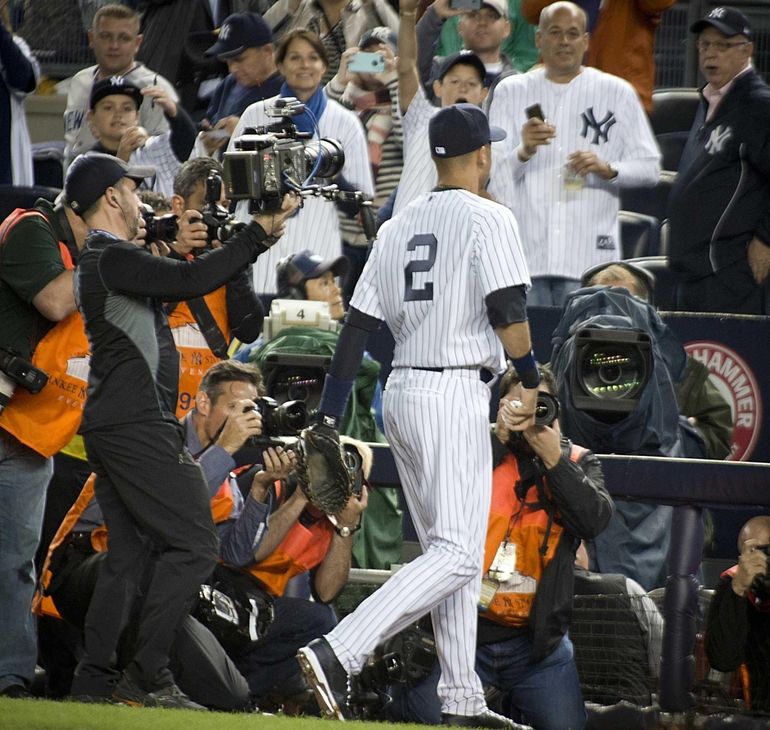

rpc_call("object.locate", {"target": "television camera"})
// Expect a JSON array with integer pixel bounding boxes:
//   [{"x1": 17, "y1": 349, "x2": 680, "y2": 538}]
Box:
[{"x1": 222, "y1": 98, "x2": 376, "y2": 239}]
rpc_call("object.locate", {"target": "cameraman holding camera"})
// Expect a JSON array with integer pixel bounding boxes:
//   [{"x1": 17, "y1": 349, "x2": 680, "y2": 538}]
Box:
[
  {"x1": 706, "y1": 516, "x2": 770, "y2": 713},
  {"x1": 387, "y1": 364, "x2": 612, "y2": 729},
  {"x1": 0, "y1": 193, "x2": 88, "y2": 697},
  {"x1": 165, "y1": 157, "x2": 264, "y2": 418},
  {"x1": 65, "y1": 150, "x2": 298, "y2": 706}
]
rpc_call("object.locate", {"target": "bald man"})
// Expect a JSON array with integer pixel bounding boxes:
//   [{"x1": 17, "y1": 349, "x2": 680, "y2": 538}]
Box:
[{"x1": 705, "y1": 515, "x2": 770, "y2": 712}]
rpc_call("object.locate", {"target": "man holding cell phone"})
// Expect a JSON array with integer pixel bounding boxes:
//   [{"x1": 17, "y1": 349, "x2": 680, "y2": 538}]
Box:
[{"x1": 488, "y1": 1, "x2": 660, "y2": 307}]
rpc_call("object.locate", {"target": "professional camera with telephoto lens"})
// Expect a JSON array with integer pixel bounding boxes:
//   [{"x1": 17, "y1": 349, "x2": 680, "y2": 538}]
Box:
[
  {"x1": 750, "y1": 543, "x2": 770, "y2": 604},
  {"x1": 244, "y1": 396, "x2": 308, "y2": 446},
  {"x1": 223, "y1": 97, "x2": 346, "y2": 213},
  {"x1": 0, "y1": 347, "x2": 49, "y2": 413}
]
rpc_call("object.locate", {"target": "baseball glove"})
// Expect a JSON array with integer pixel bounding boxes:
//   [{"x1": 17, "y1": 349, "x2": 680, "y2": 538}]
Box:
[{"x1": 294, "y1": 423, "x2": 355, "y2": 514}]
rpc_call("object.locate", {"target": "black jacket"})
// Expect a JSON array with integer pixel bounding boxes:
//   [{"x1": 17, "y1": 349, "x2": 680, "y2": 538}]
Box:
[
  {"x1": 477, "y1": 436, "x2": 613, "y2": 662},
  {"x1": 667, "y1": 68, "x2": 770, "y2": 280},
  {"x1": 76, "y1": 223, "x2": 268, "y2": 433}
]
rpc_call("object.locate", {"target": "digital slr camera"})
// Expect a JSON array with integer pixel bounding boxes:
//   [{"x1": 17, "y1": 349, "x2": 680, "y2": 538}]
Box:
[
  {"x1": 140, "y1": 172, "x2": 246, "y2": 250},
  {"x1": 0, "y1": 347, "x2": 48, "y2": 413},
  {"x1": 750, "y1": 543, "x2": 770, "y2": 605},
  {"x1": 223, "y1": 97, "x2": 345, "y2": 213},
  {"x1": 244, "y1": 396, "x2": 308, "y2": 447}
]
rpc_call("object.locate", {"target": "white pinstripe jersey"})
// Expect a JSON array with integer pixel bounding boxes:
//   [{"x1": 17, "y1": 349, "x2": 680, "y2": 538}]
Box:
[
  {"x1": 488, "y1": 67, "x2": 660, "y2": 279},
  {"x1": 230, "y1": 96, "x2": 375, "y2": 295},
  {"x1": 392, "y1": 87, "x2": 439, "y2": 216},
  {"x1": 131, "y1": 132, "x2": 182, "y2": 198},
  {"x1": 351, "y1": 188, "x2": 531, "y2": 372}
]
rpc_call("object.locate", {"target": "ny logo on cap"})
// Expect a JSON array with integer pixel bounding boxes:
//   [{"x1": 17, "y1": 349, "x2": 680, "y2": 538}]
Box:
[
  {"x1": 709, "y1": 8, "x2": 726, "y2": 19},
  {"x1": 110, "y1": 75, "x2": 126, "y2": 86},
  {"x1": 219, "y1": 22, "x2": 232, "y2": 40}
]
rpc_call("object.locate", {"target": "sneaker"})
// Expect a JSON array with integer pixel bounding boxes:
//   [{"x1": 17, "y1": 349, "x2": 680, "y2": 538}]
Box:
[
  {"x1": 112, "y1": 672, "x2": 206, "y2": 711},
  {"x1": 296, "y1": 637, "x2": 352, "y2": 720},
  {"x1": 441, "y1": 709, "x2": 533, "y2": 728},
  {"x1": 0, "y1": 684, "x2": 31, "y2": 699}
]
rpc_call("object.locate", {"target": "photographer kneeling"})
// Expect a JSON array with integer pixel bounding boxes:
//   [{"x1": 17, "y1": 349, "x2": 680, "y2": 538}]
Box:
[{"x1": 386, "y1": 364, "x2": 612, "y2": 730}]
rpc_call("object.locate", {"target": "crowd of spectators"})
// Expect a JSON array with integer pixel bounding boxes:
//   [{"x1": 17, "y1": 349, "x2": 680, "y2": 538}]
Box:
[{"x1": 1, "y1": 0, "x2": 769, "y2": 725}]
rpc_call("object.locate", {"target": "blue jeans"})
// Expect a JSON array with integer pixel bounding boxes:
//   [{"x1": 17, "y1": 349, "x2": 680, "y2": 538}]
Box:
[
  {"x1": 0, "y1": 430, "x2": 51, "y2": 691},
  {"x1": 528, "y1": 277, "x2": 581, "y2": 307},
  {"x1": 387, "y1": 633, "x2": 586, "y2": 730}
]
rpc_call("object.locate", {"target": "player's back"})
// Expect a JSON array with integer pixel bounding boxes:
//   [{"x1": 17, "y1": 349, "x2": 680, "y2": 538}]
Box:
[{"x1": 354, "y1": 188, "x2": 529, "y2": 371}]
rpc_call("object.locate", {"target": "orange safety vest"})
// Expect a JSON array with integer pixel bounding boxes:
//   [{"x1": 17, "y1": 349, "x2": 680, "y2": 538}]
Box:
[
  {"x1": 212, "y1": 478, "x2": 334, "y2": 598},
  {"x1": 34, "y1": 474, "x2": 107, "y2": 618},
  {"x1": 167, "y1": 292, "x2": 230, "y2": 419},
  {"x1": 482, "y1": 446, "x2": 585, "y2": 629},
  {"x1": 0, "y1": 209, "x2": 90, "y2": 457}
]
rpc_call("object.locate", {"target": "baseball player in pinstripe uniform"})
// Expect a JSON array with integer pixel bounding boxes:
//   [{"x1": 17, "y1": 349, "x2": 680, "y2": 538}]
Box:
[
  {"x1": 488, "y1": 1, "x2": 660, "y2": 306},
  {"x1": 393, "y1": 0, "x2": 489, "y2": 216},
  {"x1": 297, "y1": 104, "x2": 538, "y2": 729}
]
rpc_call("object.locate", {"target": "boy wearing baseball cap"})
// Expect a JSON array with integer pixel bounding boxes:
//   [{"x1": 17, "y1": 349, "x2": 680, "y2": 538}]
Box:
[{"x1": 86, "y1": 75, "x2": 197, "y2": 197}]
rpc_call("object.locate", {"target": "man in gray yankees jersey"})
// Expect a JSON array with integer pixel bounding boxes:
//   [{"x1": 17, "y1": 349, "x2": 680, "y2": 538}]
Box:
[
  {"x1": 488, "y1": 1, "x2": 660, "y2": 307},
  {"x1": 296, "y1": 104, "x2": 538, "y2": 729}
]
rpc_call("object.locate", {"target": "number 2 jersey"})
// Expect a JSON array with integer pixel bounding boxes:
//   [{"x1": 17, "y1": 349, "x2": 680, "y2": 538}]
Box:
[{"x1": 350, "y1": 188, "x2": 531, "y2": 373}]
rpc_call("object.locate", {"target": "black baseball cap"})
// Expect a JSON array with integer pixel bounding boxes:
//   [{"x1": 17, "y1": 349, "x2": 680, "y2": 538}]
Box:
[
  {"x1": 90, "y1": 76, "x2": 143, "y2": 110},
  {"x1": 206, "y1": 12, "x2": 273, "y2": 58},
  {"x1": 435, "y1": 50, "x2": 486, "y2": 84},
  {"x1": 429, "y1": 103, "x2": 505, "y2": 159},
  {"x1": 64, "y1": 152, "x2": 155, "y2": 217},
  {"x1": 690, "y1": 6, "x2": 753, "y2": 39},
  {"x1": 276, "y1": 250, "x2": 350, "y2": 296}
]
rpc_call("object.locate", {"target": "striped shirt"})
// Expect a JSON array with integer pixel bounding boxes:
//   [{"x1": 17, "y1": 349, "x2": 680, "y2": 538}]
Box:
[
  {"x1": 230, "y1": 95, "x2": 375, "y2": 295},
  {"x1": 131, "y1": 132, "x2": 183, "y2": 198},
  {"x1": 392, "y1": 86, "x2": 438, "y2": 215},
  {"x1": 326, "y1": 76, "x2": 404, "y2": 247},
  {"x1": 351, "y1": 188, "x2": 530, "y2": 372},
  {"x1": 488, "y1": 67, "x2": 660, "y2": 279}
]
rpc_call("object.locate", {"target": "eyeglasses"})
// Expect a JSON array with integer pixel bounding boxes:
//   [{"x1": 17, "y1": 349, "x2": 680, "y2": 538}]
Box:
[{"x1": 695, "y1": 39, "x2": 750, "y2": 53}]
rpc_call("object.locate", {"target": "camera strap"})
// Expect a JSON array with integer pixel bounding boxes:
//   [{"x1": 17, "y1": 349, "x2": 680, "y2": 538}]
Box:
[{"x1": 185, "y1": 296, "x2": 230, "y2": 360}]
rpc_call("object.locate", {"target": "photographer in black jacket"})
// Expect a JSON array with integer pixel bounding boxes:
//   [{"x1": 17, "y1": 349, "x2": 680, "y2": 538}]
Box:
[
  {"x1": 66, "y1": 151, "x2": 298, "y2": 707},
  {"x1": 705, "y1": 515, "x2": 770, "y2": 713}
]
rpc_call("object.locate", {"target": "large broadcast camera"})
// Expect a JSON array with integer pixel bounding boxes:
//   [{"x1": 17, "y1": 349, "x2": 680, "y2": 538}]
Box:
[
  {"x1": 222, "y1": 98, "x2": 376, "y2": 238},
  {"x1": 141, "y1": 172, "x2": 246, "y2": 251},
  {"x1": 0, "y1": 347, "x2": 48, "y2": 414},
  {"x1": 550, "y1": 286, "x2": 694, "y2": 457}
]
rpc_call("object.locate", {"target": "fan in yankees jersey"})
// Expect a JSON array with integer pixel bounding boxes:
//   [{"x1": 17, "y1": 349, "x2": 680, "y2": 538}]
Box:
[{"x1": 488, "y1": 1, "x2": 660, "y2": 306}]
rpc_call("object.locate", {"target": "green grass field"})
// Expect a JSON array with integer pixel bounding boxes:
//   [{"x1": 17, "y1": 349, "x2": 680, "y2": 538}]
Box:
[{"x1": 1, "y1": 698, "x2": 431, "y2": 730}]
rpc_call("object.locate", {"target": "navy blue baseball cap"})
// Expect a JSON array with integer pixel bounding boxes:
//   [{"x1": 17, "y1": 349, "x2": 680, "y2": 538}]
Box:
[
  {"x1": 690, "y1": 6, "x2": 753, "y2": 39},
  {"x1": 435, "y1": 50, "x2": 486, "y2": 83},
  {"x1": 64, "y1": 152, "x2": 155, "y2": 216},
  {"x1": 206, "y1": 12, "x2": 273, "y2": 58},
  {"x1": 276, "y1": 250, "x2": 350, "y2": 296},
  {"x1": 90, "y1": 76, "x2": 143, "y2": 110},
  {"x1": 429, "y1": 104, "x2": 506, "y2": 158}
]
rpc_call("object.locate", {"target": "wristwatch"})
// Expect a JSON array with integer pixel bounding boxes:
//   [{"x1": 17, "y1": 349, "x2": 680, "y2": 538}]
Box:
[{"x1": 334, "y1": 521, "x2": 362, "y2": 538}]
